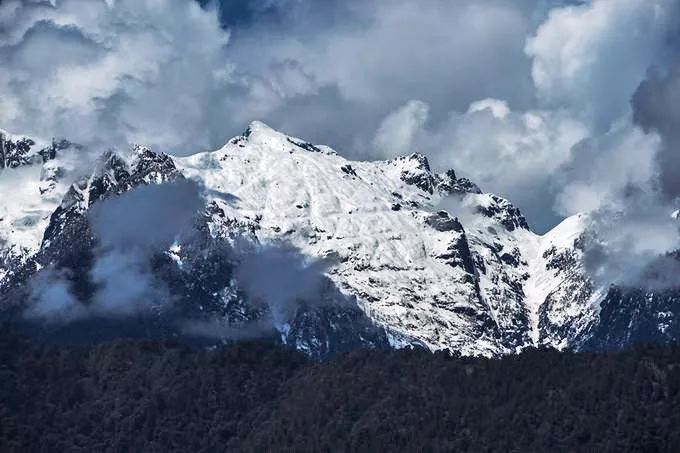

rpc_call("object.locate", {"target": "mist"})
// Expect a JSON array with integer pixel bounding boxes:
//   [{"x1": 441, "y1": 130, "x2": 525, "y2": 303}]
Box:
[
  {"x1": 22, "y1": 177, "x2": 344, "y2": 341},
  {"x1": 235, "y1": 242, "x2": 332, "y2": 326},
  {"x1": 582, "y1": 195, "x2": 680, "y2": 290}
]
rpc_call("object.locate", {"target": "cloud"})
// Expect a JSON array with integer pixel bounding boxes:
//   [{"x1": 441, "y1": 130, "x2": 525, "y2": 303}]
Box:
[
  {"x1": 86, "y1": 178, "x2": 204, "y2": 315},
  {"x1": 239, "y1": 0, "x2": 546, "y2": 157},
  {"x1": 553, "y1": 119, "x2": 661, "y2": 216},
  {"x1": 372, "y1": 100, "x2": 429, "y2": 159},
  {"x1": 24, "y1": 267, "x2": 86, "y2": 324},
  {"x1": 632, "y1": 64, "x2": 680, "y2": 199},
  {"x1": 1, "y1": 0, "x2": 231, "y2": 152},
  {"x1": 24, "y1": 177, "x2": 340, "y2": 334},
  {"x1": 373, "y1": 98, "x2": 589, "y2": 230},
  {"x1": 582, "y1": 194, "x2": 680, "y2": 289},
  {"x1": 181, "y1": 240, "x2": 355, "y2": 341},
  {"x1": 360, "y1": 0, "x2": 680, "y2": 233},
  {"x1": 25, "y1": 179, "x2": 205, "y2": 322},
  {"x1": 467, "y1": 99, "x2": 511, "y2": 118},
  {"x1": 89, "y1": 249, "x2": 170, "y2": 317},
  {"x1": 526, "y1": 0, "x2": 677, "y2": 129},
  {"x1": 234, "y1": 242, "x2": 332, "y2": 328},
  {"x1": 88, "y1": 178, "x2": 203, "y2": 252},
  {"x1": 0, "y1": 0, "x2": 544, "y2": 156}
]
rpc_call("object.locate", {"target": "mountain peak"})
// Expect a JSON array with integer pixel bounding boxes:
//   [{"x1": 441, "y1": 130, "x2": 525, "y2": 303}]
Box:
[
  {"x1": 435, "y1": 169, "x2": 482, "y2": 196},
  {"x1": 243, "y1": 120, "x2": 276, "y2": 138},
  {"x1": 470, "y1": 193, "x2": 530, "y2": 232},
  {"x1": 2, "y1": 123, "x2": 678, "y2": 358},
  {"x1": 390, "y1": 153, "x2": 435, "y2": 194}
]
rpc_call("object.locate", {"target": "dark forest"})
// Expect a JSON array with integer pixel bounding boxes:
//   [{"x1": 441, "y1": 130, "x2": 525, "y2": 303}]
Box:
[{"x1": 1, "y1": 327, "x2": 679, "y2": 452}]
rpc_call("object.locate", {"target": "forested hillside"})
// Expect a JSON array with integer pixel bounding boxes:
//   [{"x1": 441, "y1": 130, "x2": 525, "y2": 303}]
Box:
[{"x1": 1, "y1": 327, "x2": 679, "y2": 452}]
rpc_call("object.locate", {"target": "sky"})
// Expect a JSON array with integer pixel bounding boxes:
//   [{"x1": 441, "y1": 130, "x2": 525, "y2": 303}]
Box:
[{"x1": 1, "y1": 0, "x2": 680, "y2": 234}]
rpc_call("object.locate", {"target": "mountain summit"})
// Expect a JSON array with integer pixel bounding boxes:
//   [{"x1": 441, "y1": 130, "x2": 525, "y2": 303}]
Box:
[{"x1": 0, "y1": 124, "x2": 678, "y2": 358}]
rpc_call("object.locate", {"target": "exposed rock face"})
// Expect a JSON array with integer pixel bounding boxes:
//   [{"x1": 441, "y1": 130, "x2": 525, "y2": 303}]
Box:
[
  {"x1": 472, "y1": 194, "x2": 530, "y2": 232},
  {"x1": 435, "y1": 169, "x2": 482, "y2": 196},
  {"x1": 0, "y1": 133, "x2": 35, "y2": 169},
  {"x1": 1, "y1": 121, "x2": 679, "y2": 358},
  {"x1": 395, "y1": 153, "x2": 436, "y2": 194},
  {"x1": 425, "y1": 211, "x2": 464, "y2": 233}
]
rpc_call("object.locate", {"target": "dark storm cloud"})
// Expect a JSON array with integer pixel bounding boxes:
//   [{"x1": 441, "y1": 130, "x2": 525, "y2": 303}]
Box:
[
  {"x1": 202, "y1": 0, "x2": 354, "y2": 29},
  {"x1": 632, "y1": 65, "x2": 680, "y2": 199}
]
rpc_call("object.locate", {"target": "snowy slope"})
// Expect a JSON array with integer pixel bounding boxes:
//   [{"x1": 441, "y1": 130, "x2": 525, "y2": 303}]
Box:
[
  {"x1": 0, "y1": 133, "x2": 83, "y2": 284},
  {"x1": 178, "y1": 122, "x2": 504, "y2": 355},
  {"x1": 176, "y1": 121, "x2": 601, "y2": 354}
]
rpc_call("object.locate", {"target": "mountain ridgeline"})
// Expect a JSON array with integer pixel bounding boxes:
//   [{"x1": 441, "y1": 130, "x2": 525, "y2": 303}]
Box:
[{"x1": 0, "y1": 123, "x2": 679, "y2": 359}]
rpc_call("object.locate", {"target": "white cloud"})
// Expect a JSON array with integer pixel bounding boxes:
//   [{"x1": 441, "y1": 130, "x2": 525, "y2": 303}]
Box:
[
  {"x1": 583, "y1": 193, "x2": 680, "y2": 288},
  {"x1": 554, "y1": 119, "x2": 661, "y2": 216},
  {"x1": 467, "y1": 99, "x2": 510, "y2": 119},
  {"x1": 526, "y1": 0, "x2": 677, "y2": 128},
  {"x1": 436, "y1": 104, "x2": 588, "y2": 193},
  {"x1": 306, "y1": 1, "x2": 533, "y2": 106},
  {"x1": 372, "y1": 100, "x2": 429, "y2": 158},
  {"x1": 363, "y1": 0, "x2": 680, "y2": 232},
  {"x1": 0, "y1": 0, "x2": 233, "y2": 151},
  {"x1": 25, "y1": 268, "x2": 86, "y2": 323},
  {"x1": 0, "y1": 0, "x2": 546, "y2": 157},
  {"x1": 372, "y1": 98, "x2": 589, "y2": 228}
]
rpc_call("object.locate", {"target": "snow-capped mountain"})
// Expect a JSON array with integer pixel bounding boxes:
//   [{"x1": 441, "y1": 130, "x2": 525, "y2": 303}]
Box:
[{"x1": 0, "y1": 123, "x2": 678, "y2": 358}]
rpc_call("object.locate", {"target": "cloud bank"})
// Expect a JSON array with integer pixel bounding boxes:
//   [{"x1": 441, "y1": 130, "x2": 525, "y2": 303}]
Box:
[
  {"x1": 3, "y1": 0, "x2": 680, "y2": 286},
  {"x1": 0, "y1": 0, "x2": 537, "y2": 154}
]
